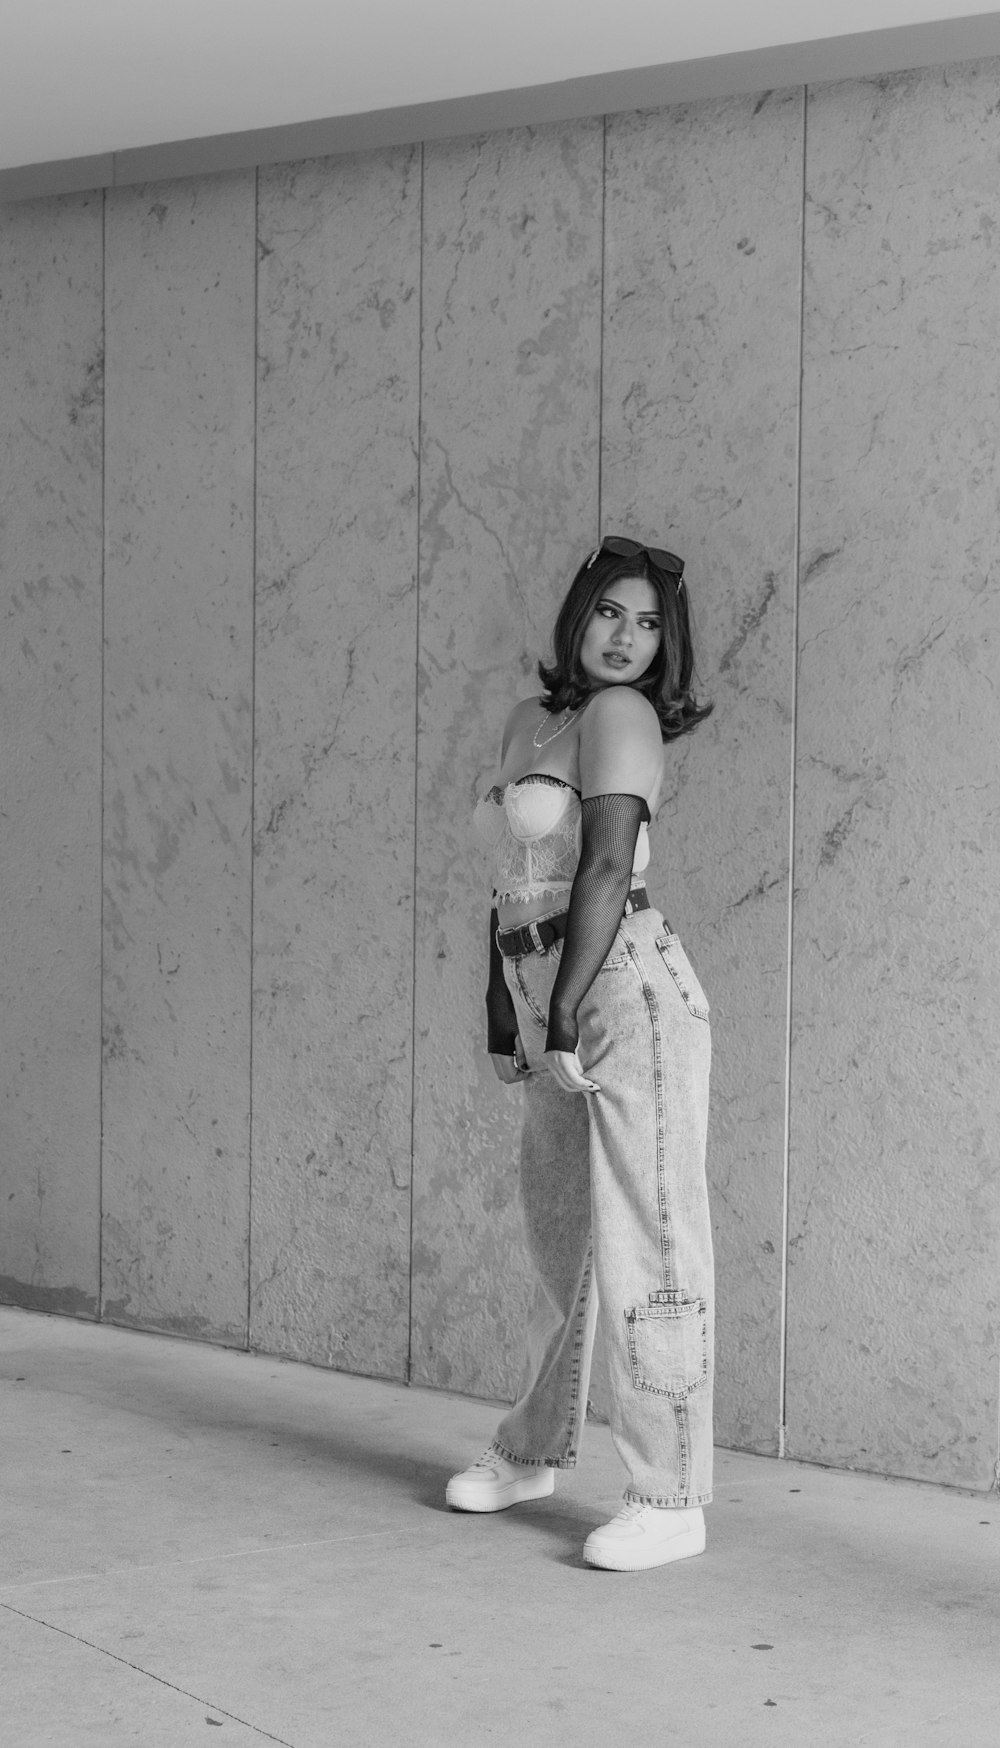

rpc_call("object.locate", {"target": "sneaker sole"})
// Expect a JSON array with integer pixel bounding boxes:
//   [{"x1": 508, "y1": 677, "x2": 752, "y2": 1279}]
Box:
[
  {"x1": 445, "y1": 1470, "x2": 555, "y2": 1513},
  {"x1": 582, "y1": 1527, "x2": 706, "y2": 1571}
]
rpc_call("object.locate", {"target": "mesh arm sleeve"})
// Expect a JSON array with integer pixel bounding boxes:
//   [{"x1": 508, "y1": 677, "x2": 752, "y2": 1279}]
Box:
[
  {"x1": 544, "y1": 792, "x2": 650, "y2": 1055},
  {"x1": 486, "y1": 905, "x2": 519, "y2": 1055}
]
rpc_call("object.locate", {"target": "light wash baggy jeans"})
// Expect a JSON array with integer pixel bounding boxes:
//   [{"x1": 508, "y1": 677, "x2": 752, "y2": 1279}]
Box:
[{"x1": 490, "y1": 904, "x2": 714, "y2": 1508}]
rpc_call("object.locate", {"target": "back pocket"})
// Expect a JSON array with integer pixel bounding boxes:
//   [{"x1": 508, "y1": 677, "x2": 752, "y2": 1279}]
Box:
[
  {"x1": 625, "y1": 1297, "x2": 708, "y2": 1398},
  {"x1": 656, "y1": 935, "x2": 710, "y2": 1021}
]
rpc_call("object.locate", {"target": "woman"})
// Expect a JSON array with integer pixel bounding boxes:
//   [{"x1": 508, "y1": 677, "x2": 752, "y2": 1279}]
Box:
[{"x1": 447, "y1": 535, "x2": 715, "y2": 1572}]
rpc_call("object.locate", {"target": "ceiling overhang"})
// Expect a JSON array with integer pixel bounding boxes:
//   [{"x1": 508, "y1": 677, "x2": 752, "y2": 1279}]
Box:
[{"x1": 2, "y1": 9, "x2": 1000, "y2": 204}]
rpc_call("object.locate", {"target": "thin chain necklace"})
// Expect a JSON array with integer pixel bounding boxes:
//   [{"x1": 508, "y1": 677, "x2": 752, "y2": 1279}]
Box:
[{"x1": 532, "y1": 705, "x2": 578, "y2": 749}]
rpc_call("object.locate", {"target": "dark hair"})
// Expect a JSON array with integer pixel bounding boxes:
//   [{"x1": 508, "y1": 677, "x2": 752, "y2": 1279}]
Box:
[{"x1": 538, "y1": 544, "x2": 713, "y2": 741}]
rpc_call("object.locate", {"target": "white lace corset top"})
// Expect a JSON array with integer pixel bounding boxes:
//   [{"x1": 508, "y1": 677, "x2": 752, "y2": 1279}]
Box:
[{"x1": 473, "y1": 774, "x2": 650, "y2": 903}]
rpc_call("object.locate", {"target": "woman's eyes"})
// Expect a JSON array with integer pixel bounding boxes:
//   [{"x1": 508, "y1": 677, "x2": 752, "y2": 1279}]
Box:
[{"x1": 596, "y1": 605, "x2": 661, "y2": 631}]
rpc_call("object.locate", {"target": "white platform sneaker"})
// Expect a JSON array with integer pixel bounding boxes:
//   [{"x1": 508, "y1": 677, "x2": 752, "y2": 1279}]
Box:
[
  {"x1": 446, "y1": 1450, "x2": 556, "y2": 1513},
  {"x1": 583, "y1": 1502, "x2": 706, "y2": 1571}
]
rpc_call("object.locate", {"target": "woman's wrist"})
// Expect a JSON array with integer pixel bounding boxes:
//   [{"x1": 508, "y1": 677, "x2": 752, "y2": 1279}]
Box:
[
  {"x1": 487, "y1": 1022, "x2": 518, "y2": 1055},
  {"x1": 545, "y1": 1006, "x2": 578, "y2": 1055}
]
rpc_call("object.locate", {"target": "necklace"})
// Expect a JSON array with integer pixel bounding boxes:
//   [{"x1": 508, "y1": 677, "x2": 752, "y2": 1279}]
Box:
[{"x1": 532, "y1": 705, "x2": 577, "y2": 749}]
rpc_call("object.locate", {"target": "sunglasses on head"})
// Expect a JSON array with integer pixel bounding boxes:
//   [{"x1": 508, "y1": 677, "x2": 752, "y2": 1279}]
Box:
[{"x1": 586, "y1": 535, "x2": 685, "y2": 589}]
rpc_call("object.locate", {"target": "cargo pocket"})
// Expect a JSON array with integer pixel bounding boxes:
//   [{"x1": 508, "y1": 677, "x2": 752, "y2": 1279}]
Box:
[
  {"x1": 625, "y1": 1297, "x2": 708, "y2": 1399},
  {"x1": 656, "y1": 935, "x2": 710, "y2": 1021}
]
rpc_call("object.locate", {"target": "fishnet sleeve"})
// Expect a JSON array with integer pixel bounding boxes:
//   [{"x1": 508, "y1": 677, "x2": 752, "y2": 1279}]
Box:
[
  {"x1": 544, "y1": 793, "x2": 650, "y2": 1055},
  {"x1": 485, "y1": 904, "x2": 519, "y2": 1055}
]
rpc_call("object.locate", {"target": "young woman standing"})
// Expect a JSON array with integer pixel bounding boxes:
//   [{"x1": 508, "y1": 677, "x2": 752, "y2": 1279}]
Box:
[{"x1": 447, "y1": 536, "x2": 716, "y2": 1572}]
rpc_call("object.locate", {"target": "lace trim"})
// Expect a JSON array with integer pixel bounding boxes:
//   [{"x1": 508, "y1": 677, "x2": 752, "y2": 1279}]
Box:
[
  {"x1": 494, "y1": 882, "x2": 574, "y2": 903},
  {"x1": 488, "y1": 774, "x2": 581, "y2": 801}
]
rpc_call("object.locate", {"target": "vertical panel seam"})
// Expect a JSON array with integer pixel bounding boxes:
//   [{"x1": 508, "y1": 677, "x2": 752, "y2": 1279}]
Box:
[
  {"x1": 778, "y1": 83, "x2": 808, "y2": 1460},
  {"x1": 405, "y1": 142, "x2": 426, "y2": 1388},
  {"x1": 98, "y1": 185, "x2": 107, "y2": 1321},
  {"x1": 597, "y1": 114, "x2": 607, "y2": 541},
  {"x1": 246, "y1": 166, "x2": 259, "y2": 1354},
  {"x1": 995, "y1": 1362, "x2": 1000, "y2": 1491}
]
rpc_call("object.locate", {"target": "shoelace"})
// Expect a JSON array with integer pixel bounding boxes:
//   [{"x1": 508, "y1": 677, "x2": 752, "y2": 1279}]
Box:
[
  {"x1": 471, "y1": 1449, "x2": 536, "y2": 1474},
  {"x1": 609, "y1": 1499, "x2": 652, "y2": 1523}
]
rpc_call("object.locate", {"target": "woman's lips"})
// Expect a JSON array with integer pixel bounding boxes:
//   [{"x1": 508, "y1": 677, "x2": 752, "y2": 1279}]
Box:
[{"x1": 603, "y1": 651, "x2": 630, "y2": 667}]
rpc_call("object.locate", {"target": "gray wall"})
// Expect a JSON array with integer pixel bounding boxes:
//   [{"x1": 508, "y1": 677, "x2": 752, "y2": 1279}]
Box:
[{"x1": 1, "y1": 61, "x2": 997, "y2": 1492}]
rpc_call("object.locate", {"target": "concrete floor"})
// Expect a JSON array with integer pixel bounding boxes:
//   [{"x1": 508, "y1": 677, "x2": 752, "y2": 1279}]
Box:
[{"x1": 2, "y1": 1307, "x2": 997, "y2": 1748}]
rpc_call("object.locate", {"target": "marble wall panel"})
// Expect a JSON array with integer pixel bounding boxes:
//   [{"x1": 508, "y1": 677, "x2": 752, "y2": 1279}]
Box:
[
  {"x1": 789, "y1": 64, "x2": 1000, "y2": 1488},
  {"x1": 251, "y1": 150, "x2": 420, "y2": 1375},
  {"x1": 411, "y1": 121, "x2": 604, "y2": 1397},
  {"x1": 0, "y1": 193, "x2": 103, "y2": 1315},
  {"x1": 102, "y1": 174, "x2": 256, "y2": 1343},
  {"x1": 601, "y1": 94, "x2": 803, "y2": 1452}
]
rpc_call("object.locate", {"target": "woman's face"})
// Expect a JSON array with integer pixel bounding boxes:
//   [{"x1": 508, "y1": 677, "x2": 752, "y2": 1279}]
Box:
[{"x1": 579, "y1": 574, "x2": 662, "y2": 689}]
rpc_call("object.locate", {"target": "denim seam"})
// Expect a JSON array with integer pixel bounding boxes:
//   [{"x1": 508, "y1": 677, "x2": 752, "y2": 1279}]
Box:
[
  {"x1": 623, "y1": 1487, "x2": 713, "y2": 1508},
  {"x1": 562, "y1": 1242, "x2": 595, "y2": 1464},
  {"x1": 489, "y1": 1439, "x2": 576, "y2": 1471},
  {"x1": 673, "y1": 1399, "x2": 692, "y2": 1495},
  {"x1": 625, "y1": 934, "x2": 676, "y2": 1292}
]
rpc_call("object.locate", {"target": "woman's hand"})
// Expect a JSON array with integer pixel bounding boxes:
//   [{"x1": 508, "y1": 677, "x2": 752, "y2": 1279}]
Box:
[
  {"x1": 543, "y1": 1048, "x2": 599, "y2": 1095},
  {"x1": 490, "y1": 1035, "x2": 532, "y2": 1085}
]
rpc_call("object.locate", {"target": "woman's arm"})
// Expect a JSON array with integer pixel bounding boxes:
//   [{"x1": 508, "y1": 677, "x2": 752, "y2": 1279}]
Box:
[
  {"x1": 577, "y1": 684, "x2": 663, "y2": 801},
  {"x1": 485, "y1": 700, "x2": 536, "y2": 1081},
  {"x1": 544, "y1": 688, "x2": 663, "y2": 1088},
  {"x1": 486, "y1": 901, "x2": 518, "y2": 1056}
]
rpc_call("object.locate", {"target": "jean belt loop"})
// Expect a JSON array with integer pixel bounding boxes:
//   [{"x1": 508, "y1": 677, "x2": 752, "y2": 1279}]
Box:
[{"x1": 528, "y1": 921, "x2": 545, "y2": 953}]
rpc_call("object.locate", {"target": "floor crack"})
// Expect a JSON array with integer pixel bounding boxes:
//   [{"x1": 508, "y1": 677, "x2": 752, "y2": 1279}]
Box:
[{"x1": 0, "y1": 1602, "x2": 298, "y2": 1746}]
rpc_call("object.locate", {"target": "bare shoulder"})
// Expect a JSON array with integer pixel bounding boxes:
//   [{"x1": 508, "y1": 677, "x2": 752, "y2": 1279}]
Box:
[
  {"x1": 580, "y1": 685, "x2": 661, "y2": 745},
  {"x1": 579, "y1": 686, "x2": 663, "y2": 800}
]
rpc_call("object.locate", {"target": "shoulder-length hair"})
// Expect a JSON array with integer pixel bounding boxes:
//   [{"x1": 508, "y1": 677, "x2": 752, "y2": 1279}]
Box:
[{"x1": 538, "y1": 545, "x2": 713, "y2": 741}]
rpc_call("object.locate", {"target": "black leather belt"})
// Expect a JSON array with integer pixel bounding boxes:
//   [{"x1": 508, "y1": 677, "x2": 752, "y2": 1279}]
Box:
[{"x1": 496, "y1": 887, "x2": 651, "y2": 959}]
